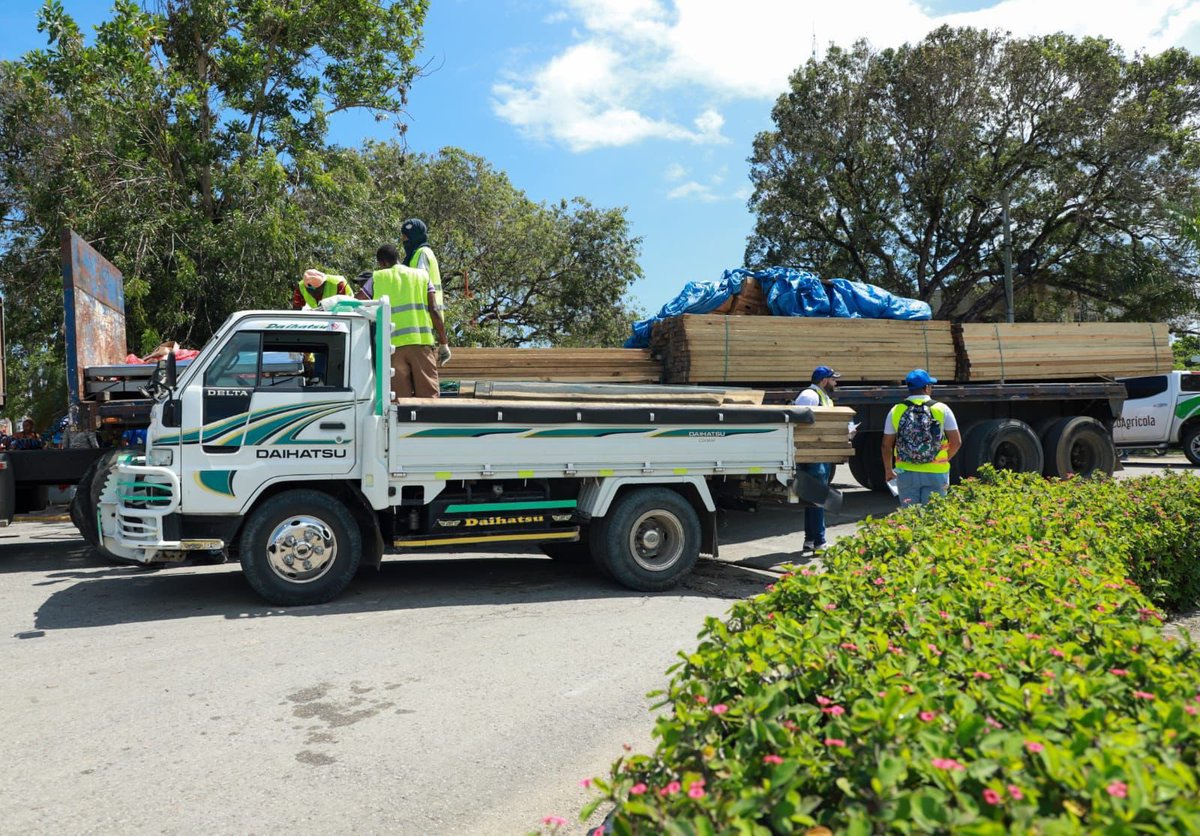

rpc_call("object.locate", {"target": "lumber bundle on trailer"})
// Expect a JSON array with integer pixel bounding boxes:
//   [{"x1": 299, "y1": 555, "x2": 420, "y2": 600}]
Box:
[
  {"x1": 959, "y1": 322, "x2": 1173, "y2": 381},
  {"x1": 655, "y1": 315, "x2": 956, "y2": 384},
  {"x1": 794, "y1": 405, "x2": 856, "y2": 464},
  {"x1": 712, "y1": 277, "x2": 770, "y2": 316},
  {"x1": 467, "y1": 381, "x2": 764, "y2": 405},
  {"x1": 443, "y1": 348, "x2": 662, "y2": 384}
]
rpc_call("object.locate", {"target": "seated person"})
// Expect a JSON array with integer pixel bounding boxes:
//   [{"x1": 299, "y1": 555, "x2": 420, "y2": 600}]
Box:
[{"x1": 10, "y1": 419, "x2": 44, "y2": 450}]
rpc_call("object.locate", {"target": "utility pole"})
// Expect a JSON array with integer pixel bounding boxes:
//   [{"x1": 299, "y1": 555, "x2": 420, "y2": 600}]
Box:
[{"x1": 1001, "y1": 188, "x2": 1014, "y2": 323}]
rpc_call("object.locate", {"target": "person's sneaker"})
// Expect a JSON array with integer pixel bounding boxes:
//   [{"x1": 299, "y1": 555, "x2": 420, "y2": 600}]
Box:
[
  {"x1": 802, "y1": 540, "x2": 815, "y2": 552},
  {"x1": 812, "y1": 541, "x2": 827, "y2": 555}
]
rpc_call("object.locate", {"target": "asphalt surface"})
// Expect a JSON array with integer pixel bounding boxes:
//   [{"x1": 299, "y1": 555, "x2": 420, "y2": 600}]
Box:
[{"x1": 0, "y1": 457, "x2": 1189, "y2": 834}]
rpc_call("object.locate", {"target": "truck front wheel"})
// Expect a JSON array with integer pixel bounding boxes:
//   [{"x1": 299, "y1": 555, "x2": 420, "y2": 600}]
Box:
[
  {"x1": 596, "y1": 488, "x2": 700, "y2": 592},
  {"x1": 1182, "y1": 425, "x2": 1200, "y2": 467},
  {"x1": 238, "y1": 490, "x2": 361, "y2": 606}
]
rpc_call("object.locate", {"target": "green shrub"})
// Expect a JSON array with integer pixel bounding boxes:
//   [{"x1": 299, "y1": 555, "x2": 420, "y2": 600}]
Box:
[{"x1": 586, "y1": 470, "x2": 1200, "y2": 834}]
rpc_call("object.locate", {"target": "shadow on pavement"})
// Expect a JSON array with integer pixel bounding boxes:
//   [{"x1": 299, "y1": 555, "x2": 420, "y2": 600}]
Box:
[
  {"x1": 30, "y1": 552, "x2": 782, "y2": 632},
  {"x1": 716, "y1": 483, "x2": 895, "y2": 548}
]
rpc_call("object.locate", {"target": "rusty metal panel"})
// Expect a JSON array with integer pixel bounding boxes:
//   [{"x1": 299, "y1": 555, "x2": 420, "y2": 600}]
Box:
[{"x1": 61, "y1": 229, "x2": 126, "y2": 410}]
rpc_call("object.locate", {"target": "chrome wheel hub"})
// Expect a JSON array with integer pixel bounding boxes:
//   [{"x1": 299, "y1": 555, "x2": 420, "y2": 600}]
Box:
[
  {"x1": 628, "y1": 510, "x2": 684, "y2": 573},
  {"x1": 266, "y1": 516, "x2": 337, "y2": 584}
]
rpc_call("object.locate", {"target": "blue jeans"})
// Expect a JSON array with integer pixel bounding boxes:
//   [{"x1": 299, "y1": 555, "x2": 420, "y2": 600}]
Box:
[
  {"x1": 798, "y1": 462, "x2": 829, "y2": 544},
  {"x1": 896, "y1": 469, "x2": 949, "y2": 507}
]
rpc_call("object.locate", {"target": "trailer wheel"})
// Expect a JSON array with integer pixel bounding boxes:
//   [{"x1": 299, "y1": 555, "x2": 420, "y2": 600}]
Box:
[
  {"x1": 957, "y1": 419, "x2": 1044, "y2": 480},
  {"x1": 1181, "y1": 425, "x2": 1200, "y2": 467},
  {"x1": 596, "y1": 488, "x2": 700, "y2": 592},
  {"x1": 238, "y1": 490, "x2": 361, "y2": 606},
  {"x1": 1042, "y1": 416, "x2": 1116, "y2": 478}
]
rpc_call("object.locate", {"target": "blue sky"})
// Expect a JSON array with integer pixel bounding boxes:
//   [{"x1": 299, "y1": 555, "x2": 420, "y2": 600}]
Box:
[{"x1": 5, "y1": 0, "x2": 1200, "y2": 317}]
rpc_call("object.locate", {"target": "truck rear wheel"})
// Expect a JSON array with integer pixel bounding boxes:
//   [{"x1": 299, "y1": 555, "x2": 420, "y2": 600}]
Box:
[
  {"x1": 238, "y1": 490, "x2": 361, "y2": 606},
  {"x1": 1042, "y1": 416, "x2": 1116, "y2": 478},
  {"x1": 595, "y1": 488, "x2": 700, "y2": 592},
  {"x1": 1181, "y1": 425, "x2": 1200, "y2": 466},
  {"x1": 957, "y1": 419, "x2": 1044, "y2": 479}
]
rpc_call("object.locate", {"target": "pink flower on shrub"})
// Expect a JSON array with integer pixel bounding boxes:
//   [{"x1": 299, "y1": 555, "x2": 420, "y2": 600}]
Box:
[
  {"x1": 1025, "y1": 632, "x2": 1042, "y2": 640},
  {"x1": 874, "y1": 577, "x2": 886, "y2": 586},
  {"x1": 543, "y1": 815, "x2": 568, "y2": 826},
  {"x1": 1049, "y1": 648, "x2": 1065, "y2": 658},
  {"x1": 687, "y1": 780, "x2": 706, "y2": 799},
  {"x1": 1107, "y1": 781, "x2": 1128, "y2": 798},
  {"x1": 1133, "y1": 691, "x2": 1155, "y2": 701},
  {"x1": 660, "y1": 781, "x2": 682, "y2": 796},
  {"x1": 1109, "y1": 669, "x2": 1128, "y2": 677},
  {"x1": 579, "y1": 778, "x2": 592, "y2": 788},
  {"x1": 973, "y1": 671, "x2": 992, "y2": 680},
  {"x1": 983, "y1": 788, "x2": 1003, "y2": 806},
  {"x1": 839, "y1": 642, "x2": 859, "y2": 652},
  {"x1": 1025, "y1": 741, "x2": 1044, "y2": 754},
  {"x1": 919, "y1": 711, "x2": 937, "y2": 722},
  {"x1": 763, "y1": 754, "x2": 784, "y2": 765},
  {"x1": 629, "y1": 783, "x2": 647, "y2": 796},
  {"x1": 1007, "y1": 785, "x2": 1024, "y2": 801},
  {"x1": 816, "y1": 696, "x2": 832, "y2": 706},
  {"x1": 1185, "y1": 705, "x2": 1198, "y2": 716},
  {"x1": 712, "y1": 703, "x2": 729, "y2": 715},
  {"x1": 939, "y1": 611, "x2": 951, "y2": 619},
  {"x1": 986, "y1": 717, "x2": 1004, "y2": 730},
  {"x1": 1042, "y1": 670, "x2": 1056, "y2": 679},
  {"x1": 765, "y1": 584, "x2": 775, "y2": 591},
  {"x1": 927, "y1": 644, "x2": 942, "y2": 656},
  {"x1": 824, "y1": 738, "x2": 846, "y2": 747},
  {"x1": 696, "y1": 696, "x2": 708, "y2": 705},
  {"x1": 822, "y1": 705, "x2": 845, "y2": 716},
  {"x1": 931, "y1": 757, "x2": 964, "y2": 771},
  {"x1": 824, "y1": 603, "x2": 837, "y2": 611}
]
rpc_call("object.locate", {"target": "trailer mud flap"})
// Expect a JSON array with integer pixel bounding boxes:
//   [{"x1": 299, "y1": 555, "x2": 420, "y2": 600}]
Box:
[{"x1": 791, "y1": 469, "x2": 843, "y2": 514}]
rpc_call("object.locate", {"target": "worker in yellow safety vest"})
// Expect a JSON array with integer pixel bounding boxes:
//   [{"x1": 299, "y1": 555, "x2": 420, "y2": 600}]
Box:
[
  {"x1": 293, "y1": 271, "x2": 350, "y2": 310},
  {"x1": 368, "y1": 243, "x2": 449, "y2": 398},
  {"x1": 881, "y1": 369, "x2": 962, "y2": 507},
  {"x1": 793, "y1": 365, "x2": 841, "y2": 553},
  {"x1": 400, "y1": 218, "x2": 445, "y2": 338}
]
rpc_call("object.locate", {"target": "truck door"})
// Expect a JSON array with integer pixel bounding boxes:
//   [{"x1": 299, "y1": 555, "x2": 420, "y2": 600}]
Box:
[
  {"x1": 181, "y1": 324, "x2": 357, "y2": 511},
  {"x1": 1114, "y1": 375, "x2": 1170, "y2": 445}
]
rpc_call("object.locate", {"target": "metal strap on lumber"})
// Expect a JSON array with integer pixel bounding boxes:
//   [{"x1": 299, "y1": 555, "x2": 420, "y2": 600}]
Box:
[{"x1": 992, "y1": 323, "x2": 1007, "y2": 383}]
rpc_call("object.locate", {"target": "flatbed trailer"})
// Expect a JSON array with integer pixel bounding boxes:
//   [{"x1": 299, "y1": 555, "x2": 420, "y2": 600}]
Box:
[{"x1": 766, "y1": 380, "x2": 1126, "y2": 490}]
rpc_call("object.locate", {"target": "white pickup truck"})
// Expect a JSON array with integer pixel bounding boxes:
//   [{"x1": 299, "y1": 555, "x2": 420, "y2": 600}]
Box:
[
  {"x1": 91, "y1": 299, "x2": 836, "y2": 605},
  {"x1": 1113, "y1": 370, "x2": 1200, "y2": 465}
]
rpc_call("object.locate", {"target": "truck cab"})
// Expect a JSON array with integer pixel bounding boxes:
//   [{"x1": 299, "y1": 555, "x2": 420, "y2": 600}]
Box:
[{"x1": 1113, "y1": 370, "x2": 1200, "y2": 464}]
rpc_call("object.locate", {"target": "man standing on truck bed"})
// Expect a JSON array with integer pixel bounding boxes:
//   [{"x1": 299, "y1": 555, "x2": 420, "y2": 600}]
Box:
[
  {"x1": 370, "y1": 243, "x2": 448, "y2": 398},
  {"x1": 794, "y1": 365, "x2": 841, "y2": 552},
  {"x1": 401, "y1": 218, "x2": 451, "y2": 368},
  {"x1": 882, "y1": 369, "x2": 962, "y2": 507}
]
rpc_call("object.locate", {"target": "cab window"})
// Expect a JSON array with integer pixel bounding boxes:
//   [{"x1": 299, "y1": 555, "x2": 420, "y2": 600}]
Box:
[
  {"x1": 1181, "y1": 374, "x2": 1200, "y2": 393},
  {"x1": 202, "y1": 330, "x2": 348, "y2": 390},
  {"x1": 1124, "y1": 376, "x2": 1168, "y2": 400},
  {"x1": 204, "y1": 332, "x2": 261, "y2": 388}
]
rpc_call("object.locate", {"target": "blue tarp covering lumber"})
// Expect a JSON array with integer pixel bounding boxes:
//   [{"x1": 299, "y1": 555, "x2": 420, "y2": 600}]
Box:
[{"x1": 625, "y1": 267, "x2": 931, "y2": 348}]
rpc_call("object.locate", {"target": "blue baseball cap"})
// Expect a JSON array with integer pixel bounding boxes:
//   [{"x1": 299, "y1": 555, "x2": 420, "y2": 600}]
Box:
[
  {"x1": 812, "y1": 365, "x2": 841, "y2": 383},
  {"x1": 905, "y1": 368, "x2": 937, "y2": 389}
]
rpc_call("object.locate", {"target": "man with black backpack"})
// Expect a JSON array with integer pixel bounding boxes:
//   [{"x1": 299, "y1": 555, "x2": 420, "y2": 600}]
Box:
[{"x1": 881, "y1": 369, "x2": 962, "y2": 506}]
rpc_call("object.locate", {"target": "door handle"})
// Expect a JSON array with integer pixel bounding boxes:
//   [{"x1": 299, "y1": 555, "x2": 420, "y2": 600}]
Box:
[{"x1": 319, "y1": 422, "x2": 346, "y2": 430}]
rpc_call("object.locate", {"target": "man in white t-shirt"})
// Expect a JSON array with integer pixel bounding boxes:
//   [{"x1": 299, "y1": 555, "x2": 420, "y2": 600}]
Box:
[
  {"x1": 793, "y1": 365, "x2": 841, "y2": 552},
  {"x1": 881, "y1": 369, "x2": 962, "y2": 506}
]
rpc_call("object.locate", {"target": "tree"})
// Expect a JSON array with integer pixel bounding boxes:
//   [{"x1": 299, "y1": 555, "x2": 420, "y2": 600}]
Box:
[
  {"x1": 747, "y1": 27, "x2": 1200, "y2": 323},
  {"x1": 314, "y1": 144, "x2": 644, "y2": 347},
  {"x1": 0, "y1": 0, "x2": 428, "y2": 423}
]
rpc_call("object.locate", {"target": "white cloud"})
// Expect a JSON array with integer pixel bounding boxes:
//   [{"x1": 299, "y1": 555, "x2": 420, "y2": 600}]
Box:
[
  {"x1": 667, "y1": 181, "x2": 719, "y2": 201},
  {"x1": 664, "y1": 162, "x2": 687, "y2": 180},
  {"x1": 493, "y1": 0, "x2": 1200, "y2": 151}
]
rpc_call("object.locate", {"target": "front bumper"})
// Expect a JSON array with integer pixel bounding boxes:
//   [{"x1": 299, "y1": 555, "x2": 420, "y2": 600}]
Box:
[{"x1": 99, "y1": 459, "x2": 222, "y2": 562}]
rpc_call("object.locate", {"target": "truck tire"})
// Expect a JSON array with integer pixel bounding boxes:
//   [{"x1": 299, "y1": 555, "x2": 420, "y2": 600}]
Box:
[
  {"x1": 1181, "y1": 424, "x2": 1200, "y2": 466},
  {"x1": 238, "y1": 490, "x2": 362, "y2": 606},
  {"x1": 1042, "y1": 416, "x2": 1116, "y2": 478},
  {"x1": 957, "y1": 419, "x2": 1044, "y2": 479},
  {"x1": 72, "y1": 448, "x2": 150, "y2": 565},
  {"x1": 850, "y1": 431, "x2": 889, "y2": 492},
  {"x1": 595, "y1": 488, "x2": 700, "y2": 592}
]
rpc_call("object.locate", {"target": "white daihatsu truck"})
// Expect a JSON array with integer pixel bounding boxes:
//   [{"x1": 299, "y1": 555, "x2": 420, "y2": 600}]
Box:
[{"x1": 1113, "y1": 370, "x2": 1200, "y2": 465}]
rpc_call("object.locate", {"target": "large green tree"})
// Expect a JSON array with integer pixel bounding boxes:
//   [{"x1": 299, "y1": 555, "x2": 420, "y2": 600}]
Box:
[
  {"x1": 340, "y1": 145, "x2": 643, "y2": 347},
  {"x1": 0, "y1": 0, "x2": 427, "y2": 423},
  {"x1": 747, "y1": 27, "x2": 1200, "y2": 323}
]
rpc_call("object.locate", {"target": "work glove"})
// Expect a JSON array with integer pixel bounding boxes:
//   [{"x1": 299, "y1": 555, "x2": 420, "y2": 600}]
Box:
[{"x1": 437, "y1": 344, "x2": 452, "y2": 366}]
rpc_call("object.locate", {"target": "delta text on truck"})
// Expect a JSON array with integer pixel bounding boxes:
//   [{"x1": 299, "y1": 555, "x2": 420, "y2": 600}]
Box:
[{"x1": 89, "y1": 299, "x2": 837, "y2": 605}]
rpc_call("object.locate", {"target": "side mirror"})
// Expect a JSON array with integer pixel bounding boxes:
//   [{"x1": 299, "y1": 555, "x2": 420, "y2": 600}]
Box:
[{"x1": 165, "y1": 351, "x2": 178, "y2": 389}]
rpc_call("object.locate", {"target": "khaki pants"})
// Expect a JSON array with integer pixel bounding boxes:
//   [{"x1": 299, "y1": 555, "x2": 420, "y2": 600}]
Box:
[{"x1": 392, "y1": 344, "x2": 439, "y2": 398}]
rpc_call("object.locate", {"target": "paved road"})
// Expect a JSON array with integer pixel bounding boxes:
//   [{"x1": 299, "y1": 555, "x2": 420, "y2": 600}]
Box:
[{"x1": 0, "y1": 458, "x2": 1187, "y2": 834}]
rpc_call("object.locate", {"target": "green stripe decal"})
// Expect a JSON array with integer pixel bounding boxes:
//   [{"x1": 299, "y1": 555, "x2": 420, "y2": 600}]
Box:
[
  {"x1": 526, "y1": 428, "x2": 648, "y2": 438},
  {"x1": 1176, "y1": 395, "x2": 1200, "y2": 420},
  {"x1": 445, "y1": 500, "x2": 578, "y2": 513},
  {"x1": 407, "y1": 428, "x2": 530, "y2": 438}
]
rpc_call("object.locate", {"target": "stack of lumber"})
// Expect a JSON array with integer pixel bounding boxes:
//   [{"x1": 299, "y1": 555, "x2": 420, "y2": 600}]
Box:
[
  {"x1": 442, "y1": 348, "x2": 662, "y2": 384},
  {"x1": 655, "y1": 315, "x2": 956, "y2": 384},
  {"x1": 468, "y1": 381, "x2": 763, "y2": 405},
  {"x1": 713, "y1": 277, "x2": 769, "y2": 316},
  {"x1": 959, "y1": 322, "x2": 1173, "y2": 381},
  {"x1": 794, "y1": 405, "x2": 856, "y2": 464}
]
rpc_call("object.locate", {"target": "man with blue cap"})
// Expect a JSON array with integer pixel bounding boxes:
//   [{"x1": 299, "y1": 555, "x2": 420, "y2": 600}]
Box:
[
  {"x1": 793, "y1": 365, "x2": 842, "y2": 552},
  {"x1": 881, "y1": 369, "x2": 962, "y2": 506}
]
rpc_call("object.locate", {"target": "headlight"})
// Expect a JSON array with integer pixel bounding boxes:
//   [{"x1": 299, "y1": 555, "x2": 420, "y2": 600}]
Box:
[{"x1": 148, "y1": 448, "x2": 174, "y2": 467}]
